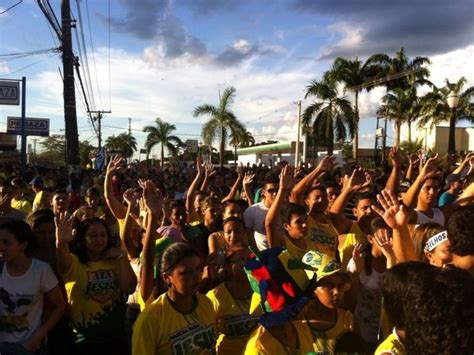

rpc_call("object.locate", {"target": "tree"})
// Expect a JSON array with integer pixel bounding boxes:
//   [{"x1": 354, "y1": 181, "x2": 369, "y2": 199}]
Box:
[
  {"x1": 105, "y1": 133, "x2": 137, "y2": 159},
  {"x1": 302, "y1": 74, "x2": 355, "y2": 155},
  {"x1": 331, "y1": 54, "x2": 386, "y2": 159},
  {"x1": 143, "y1": 117, "x2": 183, "y2": 166},
  {"x1": 229, "y1": 128, "x2": 255, "y2": 163},
  {"x1": 418, "y1": 77, "x2": 474, "y2": 153},
  {"x1": 193, "y1": 86, "x2": 246, "y2": 167},
  {"x1": 38, "y1": 134, "x2": 67, "y2": 165},
  {"x1": 374, "y1": 47, "x2": 431, "y2": 92}
]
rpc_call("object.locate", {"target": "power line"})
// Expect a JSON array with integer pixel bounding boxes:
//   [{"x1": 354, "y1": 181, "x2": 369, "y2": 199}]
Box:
[
  {"x1": 0, "y1": 0, "x2": 23, "y2": 14},
  {"x1": 85, "y1": 0, "x2": 103, "y2": 109},
  {"x1": 36, "y1": 0, "x2": 62, "y2": 41},
  {"x1": 245, "y1": 103, "x2": 295, "y2": 124},
  {"x1": 0, "y1": 47, "x2": 60, "y2": 60},
  {"x1": 2, "y1": 53, "x2": 58, "y2": 77}
]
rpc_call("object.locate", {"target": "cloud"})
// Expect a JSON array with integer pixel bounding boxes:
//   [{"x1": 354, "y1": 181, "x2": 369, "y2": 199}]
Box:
[
  {"x1": 214, "y1": 39, "x2": 285, "y2": 67},
  {"x1": 177, "y1": 0, "x2": 243, "y2": 15},
  {"x1": 293, "y1": 0, "x2": 474, "y2": 59}
]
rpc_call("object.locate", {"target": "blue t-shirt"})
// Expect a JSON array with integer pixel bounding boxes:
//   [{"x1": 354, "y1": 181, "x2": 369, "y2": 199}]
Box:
[{"x1": 438, "y1": 191, "x2": 456, "y2": 207}]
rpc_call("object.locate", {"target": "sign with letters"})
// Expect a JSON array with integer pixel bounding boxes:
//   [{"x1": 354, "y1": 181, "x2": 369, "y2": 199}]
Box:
[
  {"x1": 0, "y1": 81, "x2": 20, "y2": 105},
  {"x1": 7, "y1": 117, "x2": 50, "y2": 137}
]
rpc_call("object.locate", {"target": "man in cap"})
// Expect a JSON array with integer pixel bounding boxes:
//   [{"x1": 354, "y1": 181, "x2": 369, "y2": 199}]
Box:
[{"x1": 438, "y1": 173, "x2": 462, "y2": 207}]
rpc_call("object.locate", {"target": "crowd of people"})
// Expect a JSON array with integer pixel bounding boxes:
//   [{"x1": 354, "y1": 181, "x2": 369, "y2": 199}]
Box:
[{"x1": 0, "y1": 149, "x2": 473, "y2": 355}]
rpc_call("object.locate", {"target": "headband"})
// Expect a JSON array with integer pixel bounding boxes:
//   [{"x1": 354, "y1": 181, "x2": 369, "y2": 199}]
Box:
[{"x1": 424, "y1": 231, "x2": 448, "y2": 252}]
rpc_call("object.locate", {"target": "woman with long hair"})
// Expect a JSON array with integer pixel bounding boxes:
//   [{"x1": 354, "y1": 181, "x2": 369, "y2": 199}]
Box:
[{"x1": 55, "y1": 214, "x2": 136, "y2": 355}]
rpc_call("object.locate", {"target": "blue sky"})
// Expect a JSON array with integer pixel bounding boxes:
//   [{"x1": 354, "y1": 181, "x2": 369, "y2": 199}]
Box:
[{"x1": 1, "y1": 0, "x2": 473, "y2": 158}]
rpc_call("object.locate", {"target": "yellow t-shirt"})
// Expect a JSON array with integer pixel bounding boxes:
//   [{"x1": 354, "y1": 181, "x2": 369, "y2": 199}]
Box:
[
  {"x1": 338, "y1": 222, "x2": 367, "y2": 268},
  {"x1": 306, "y1": 308, "x2": 354, "y2": 354},
  {"x1": 32, "y1": 191, "x2": 46, "y2": 211},
  {"x1": 11, "y1": 198, "x2": 32, "y2": 215},
  {"x1": 244, "y1": 322, "x2": 316, "y2": 354},
  {"x1": 132, "y1": 292, "x2": 217, "y2": 355},
  {"x1": 285, "y1": 234, "x2": 312, "y2": 261},
  {"x1": 60, "y1": 254, "x2": 126, "y2": 344},
  {"x1": 306, "y1": 216, "x2": 339, "y2": 259},
  {"x1": 207, "y1": 283, "x2": 259, "y2": 355},
  {"x1": 375, "y1": 328, "x2": 406, "y2": 355}
]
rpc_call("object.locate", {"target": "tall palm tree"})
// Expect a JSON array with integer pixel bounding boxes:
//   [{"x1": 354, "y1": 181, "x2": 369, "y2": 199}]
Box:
[
  {"x1": 193, "y1": 86, "x2": 246, "y2": 167},
  {"x1": 105, "y1": 133, "x2": 137, "y2": 159},
  {"x1": 143, "y1": 117, "x2": 183, "y2": 165},
  {"x1": 303, "y1": 74, "x2": 355, "y2": 155},
  {"x1": 229, "y1": 128, "x2": 255, "y2": 163},
  {"x1": 331, "y1": 54, "x2": 387, "y2": 160},
  {"x1": 377, "y1": 87, "x2": 424, "y2": 148},
  {"x1": 375, "y1": 47, "x2": 432, "y2": 92},
  {"x1": 418, "y1": 77, "x2": 474, "y2": 153}
]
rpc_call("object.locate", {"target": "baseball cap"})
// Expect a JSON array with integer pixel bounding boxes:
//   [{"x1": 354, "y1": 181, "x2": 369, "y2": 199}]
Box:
[
  {"x1": 30, "y1": 176, "x2": 44, "y2": 187},
  {"x1": 302, "y1": 250, "x2": 351, "y2": 283}
]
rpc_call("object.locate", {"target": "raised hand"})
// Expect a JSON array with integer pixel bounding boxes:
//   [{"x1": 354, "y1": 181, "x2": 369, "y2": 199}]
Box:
[
  {"x1": 54, "y1": 211, "x2": 74, "y2": 246},
  {"x1": 316, "y1": 155, "x2": 336, "y2": 174},
  {"x1": 390, "y1": 147, "x2": 403, "y2": 168},
  {"x1": 408, "y1": 153, "x2": 419, "y2": 166},
  {"x1": 196, "y1": 156, "x2": 204, "y2": 175},
  {"x1": 344, "y1": 166, "x2": 366, "y2": 191},
  {"x1": 279, "y1": 165, "x2": 295, "y2": 190},
  {"x1": 123, "y1": 188, "x2": 138, "y2": 207},
  {"x1": 143, "y1": 180, "x2": 163, "y2": 214},
  {"x1": 373, "y1": 229, "x2": 395, "y2": 259},
  {"x1": 204, "y1": 163, "x2": 216, "y2": 178},
  {"x1": 351, "y1": 243, "x2": 365, "y2": 273},
  {"x1": 419, "y1": 153, "x2": 439, "y2": 180},
  {"x1": 106, "y1": 155, "x2": 123, "y2": 175},
  {"x1": 243, "y1": 172, "x2": 255, "y2": 186},
  {"x1": 371, "y1": 189, "x2": 409, "y2": 230}
]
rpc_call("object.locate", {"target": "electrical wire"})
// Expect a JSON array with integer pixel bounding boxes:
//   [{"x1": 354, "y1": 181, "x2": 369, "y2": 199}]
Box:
[
  {"x1": 85, "y1": 0, "x2": 103, "y2": 109},
  {"x1": 245, "y1": 103, "x2": 295, "y2": 124},
  {"x1": 0, "y1": 0, "x2": 23, "y2": 15},
  {"x1": 2, "y1": 53, "x2": 58, "y2": 77},
  {"x1": 0, "y1": 48, "x2": 60, "y2": 60}
]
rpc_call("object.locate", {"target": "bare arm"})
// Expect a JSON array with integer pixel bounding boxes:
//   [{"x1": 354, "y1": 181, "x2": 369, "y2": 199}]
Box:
[
  {"x1": 200, "y1": 163, "x2": 215, "y2": 192},
  {"x1": 139, "y1": 180, "x2": 162, "y2": 303},
  {"x1": 452, "y1": 152, "x2": 473, "y2": 175},
  {"x1": 104, "y1": 155, "x2": 127, "y2": 220},
  {"x1": 222, "y1": 168, "x2": 243, "y2": 203},
  {"x1": 24, "y1": 286, "x2": 65, "y2": 352},
  {"x1": 290, "y1": 155, "x2": 335, "y2": 205},
  {"x1": 265, "y1": 165, "x2": 293, "y2": 248},
  {"x1": 121, "y1": 188, "x2": 140, "y2": 258},
  {"x1": 385, "y1": 148, "x2": 402, "y2": 193},
  {"x1": 186, "y1": 157, "x2": 204, "y2": 213},
  {"x1": 54, "y1": 212, "x2": 74, "y2": 275},
  {"x1": 329, "y1": 168, "x2": 367, "y2": 235},
  {"x1": 242, "y1": 172, "x2": 255, "y2": 206}
]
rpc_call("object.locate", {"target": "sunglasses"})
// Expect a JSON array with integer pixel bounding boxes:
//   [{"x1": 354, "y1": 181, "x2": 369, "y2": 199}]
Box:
[{"x1": 265, "y1": 188, "x2": 278, "y2": 194}]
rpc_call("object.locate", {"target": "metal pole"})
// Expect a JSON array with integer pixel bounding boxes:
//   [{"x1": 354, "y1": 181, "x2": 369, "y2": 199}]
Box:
[
  {"x1": 382, "y1": 116, "x2": 387, "y2": 164},
  {"x1": 61, "y1": 0, "x2": 80, "y2": 167},
  {"x1": 20, "y1": 76, "x2": 27, "y2": 177},
  {"x1": 448, "y1": 107, "x2": 456, "y2": 155},
  {"x1": 295, "y1": 100, "x2": 301, "y2": 166}
]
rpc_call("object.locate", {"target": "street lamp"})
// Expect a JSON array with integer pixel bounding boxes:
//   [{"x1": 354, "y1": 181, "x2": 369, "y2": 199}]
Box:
[{"x1": 447, "y1": 90, "x2": 459, "y2": 155}]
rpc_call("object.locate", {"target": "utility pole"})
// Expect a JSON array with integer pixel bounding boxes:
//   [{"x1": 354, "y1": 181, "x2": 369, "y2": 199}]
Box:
[
  {"x1": 128, "y1": 117, "x2": 131, "y2": 136},
  {"x1": 61, "y1": 0, "x2": 80, "y2": 167},
  {"x1": 295, "y1": 100, "x2": 302, "y2": 166},
  {"x1": 32, "y1": 138, "x2": 37, "y2": 164},
  {"x1": 89, "y1": 110, "x2": 111, "y2": 149}
]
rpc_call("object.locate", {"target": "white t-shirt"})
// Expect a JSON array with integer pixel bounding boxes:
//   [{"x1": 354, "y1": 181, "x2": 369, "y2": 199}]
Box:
[
  {"x1": 415, "y1": 208, "x2": 445, "y2": 229},
  {"x1": 0, "y1": 258, "x2": 58, "y2": 344},
  {"x1": 243, "y1": 201, "x2": 269, "y2": 251}
]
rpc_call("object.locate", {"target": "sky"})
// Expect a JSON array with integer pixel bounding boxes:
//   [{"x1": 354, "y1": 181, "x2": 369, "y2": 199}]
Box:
[{"x1": 0, "y1": 0, "x2": 473, "y2": 159}]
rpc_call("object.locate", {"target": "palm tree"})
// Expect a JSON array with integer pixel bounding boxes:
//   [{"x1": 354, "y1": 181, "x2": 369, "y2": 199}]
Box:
[
  {"x1": 193, "y1": 86, "x2": 246, "y2": 167},
  {"x1": 330, "y1": 54, "x2": 387, "y2": 160},
  {"x1": 374, "y1": 47, "x2": 432, "y2": 92},
  {"x1": 377, "y1": 87, "x2": 424, "y2": 148},
  {"x1": 229, "y1": 128, "x2": 255, "y2": 163},
  {"x1": 143, "y1": 117, "x2": 183, "y2": 165},
  {"x1": 303, "y1": 74, "x2": 355, "y2": 155},
  {"x1": 105, "y1": 133, "x2": 137, "y2": 159},
  {"x1": 418, "y1": 77, "x2": 474, "y2": 153}
]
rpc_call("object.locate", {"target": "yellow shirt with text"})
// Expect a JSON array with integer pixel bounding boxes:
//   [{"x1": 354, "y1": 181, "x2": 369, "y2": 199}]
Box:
[
  {"x1": 132, "y1": 292, "x2": 217, "y2": 355},
  {"x1": 60, "y1": 254, "x2": 126, "y2": 344},
  {"x1": 307, "y1": 216, "x2": 339, "y2": 259},
  {"x1": 207, "y1": 283, "x2": 259, "y2": 355}
]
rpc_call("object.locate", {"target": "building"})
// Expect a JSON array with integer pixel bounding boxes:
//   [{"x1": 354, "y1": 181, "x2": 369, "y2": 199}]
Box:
[{"x1": 400, "y1": 123, "x2": 474, "y2": 153}]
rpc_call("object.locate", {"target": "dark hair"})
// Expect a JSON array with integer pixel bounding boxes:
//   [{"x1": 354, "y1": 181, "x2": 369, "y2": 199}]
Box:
[
  {"x1": 354, "y1": 192, "x2": 375, "y2": 207},
  {"x1": 170, "y1": 200, "x2": 186, "y2": 211},
  {"x1": 282, "y1": 203, "x2": 307, "y2": 225},
  {"x1": 0, "y1": 220, "x2": 38, "y2": 256},
  {"x1": 27, "y1": 209, "x2": 55, "y2": 231},
  {"x1": 51, "y1": 189, "x2": 68, "y2": 198},
  {"x1": 71, "y1": 217, "x2": 114, "y2": 264},
  {"x1": 307, "y1": 185, "x2": 327, "y2": 196},
  {"x1": 262, "y1": 174, "x2": 279, "y2": 187},
  {"x1": 160, "y1": 242, "x2": 200, "y2": 273},
  {"x1": 412, "y1": 223, "x2": 446, "y2": 261},
  {"x1": 404, "y1": 266, "x2": 474, "y2": 354},
  {"x1": 86, "y1": 187, "x2": 100, "y2": 197},
  {"x1": 370, "y1": 217, "x2": 389, "y2": 234},
  {"x1": 222, "y1": 216, "x2": 244, "y2": 229},
  {"x1": 447, "y1": 206, "x2": 474, "y2": 256},
  {"x1": 382, "y1": 261, "x2": 436, "y2": 329}
]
